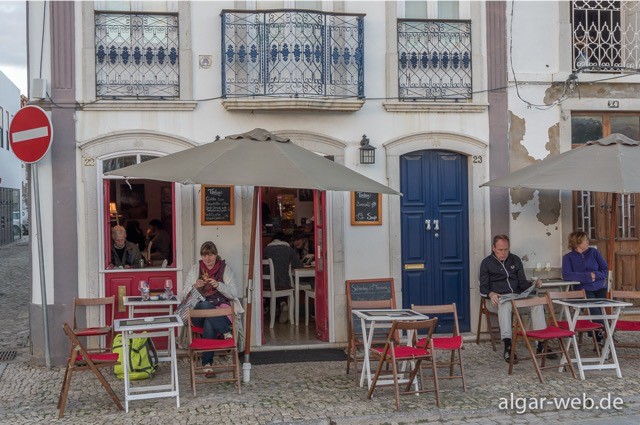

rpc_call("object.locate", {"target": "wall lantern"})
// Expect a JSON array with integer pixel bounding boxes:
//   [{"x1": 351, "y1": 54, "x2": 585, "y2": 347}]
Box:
[
  {"x1": 359, "y1": 134, "x2": 376, "y2": 164},
  {"x1": 109, "y1": 202, "x2": 120, "y2": 225}
]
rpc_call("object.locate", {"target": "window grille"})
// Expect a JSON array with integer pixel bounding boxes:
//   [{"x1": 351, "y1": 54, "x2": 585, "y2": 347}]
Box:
[
  {"x1": 95, "y1": 12, "x2": 179, "y2": 99},
  {"x1": 397, "y1": 19, "x2": 472, "y2": 100}
]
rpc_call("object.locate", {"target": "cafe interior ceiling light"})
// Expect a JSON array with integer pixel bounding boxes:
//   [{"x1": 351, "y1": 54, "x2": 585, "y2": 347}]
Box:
[
  {"x1": 359, "y1": 134, "x2": 376, "y2": 164},
  {"x1": 109, "y1": 202, "x2": 120, "y2": 225}
]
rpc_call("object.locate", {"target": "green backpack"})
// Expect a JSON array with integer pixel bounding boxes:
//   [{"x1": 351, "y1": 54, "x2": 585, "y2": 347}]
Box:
[{"x1": 112, "y1": 333, "x2": 159, "y2": 380}]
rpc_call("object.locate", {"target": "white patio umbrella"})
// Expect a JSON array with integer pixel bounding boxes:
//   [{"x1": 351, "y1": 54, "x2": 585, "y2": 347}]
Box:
[
  {"x1": 481, "y1": 133, "x2": 640, "y2": 279},
  {"x1": 107, "y1": 128, "x2": 400, "y2": 381}
]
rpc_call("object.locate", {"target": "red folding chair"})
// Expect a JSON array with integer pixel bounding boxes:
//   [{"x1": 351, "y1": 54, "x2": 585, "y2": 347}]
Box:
[
  {"x1": 72, "y1": 296, "x2": 115, "y2": 353},
  {"x1": 509, "y1": 297, "x2": 577, "y2": 383},
  {"x1": 366, "y1": 318, "x2": 439, "y2": 410},
  {"x1": 611, "y1": 290, "x2": 640, "y2": 358},
  {"x1": 412, "y1": 303, "x2": 466, "y2": 391},
  {"x1": 58, "y1": 322, "x2": 123, "y2": 418}
]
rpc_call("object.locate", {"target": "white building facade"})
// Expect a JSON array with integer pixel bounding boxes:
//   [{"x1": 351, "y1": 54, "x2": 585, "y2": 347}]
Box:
[
  {"x1": 0, "y1": 71, "x2": 23, "y2": 245},
  {"x1": 27, "y1": 0, "x2": 500, "y2": 364}
]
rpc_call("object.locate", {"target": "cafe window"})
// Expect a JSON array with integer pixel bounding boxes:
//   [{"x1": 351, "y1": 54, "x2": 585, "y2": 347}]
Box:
[{"x1": 102, "y1": 154, "x2": 175, "y2": 268}]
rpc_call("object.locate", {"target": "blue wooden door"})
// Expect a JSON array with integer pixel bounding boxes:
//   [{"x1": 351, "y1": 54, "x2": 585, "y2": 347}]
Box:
[{"x1": 400, "y1": 151, "x2": 470, "y2": 332}]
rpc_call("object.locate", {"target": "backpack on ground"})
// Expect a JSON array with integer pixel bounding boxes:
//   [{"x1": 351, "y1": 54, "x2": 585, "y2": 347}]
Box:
[{"x1": 112, "y1": 333, "x2": 159, "y2": 380}]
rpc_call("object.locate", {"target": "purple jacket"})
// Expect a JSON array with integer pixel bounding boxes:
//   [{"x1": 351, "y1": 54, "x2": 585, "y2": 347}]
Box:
[{"x1": 561, "y1": 248, "x2": 608, "y2": 292}]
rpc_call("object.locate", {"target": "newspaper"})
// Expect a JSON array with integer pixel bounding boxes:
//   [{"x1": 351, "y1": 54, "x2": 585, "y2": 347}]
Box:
[{"x1": 498, "y1": 282, "x2": 536, "y2": 304}]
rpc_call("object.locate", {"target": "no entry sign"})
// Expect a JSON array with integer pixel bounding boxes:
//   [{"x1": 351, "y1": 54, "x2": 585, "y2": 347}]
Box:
[{"x1": 9, "y1": 105, "x2": 53, "y2": 163}]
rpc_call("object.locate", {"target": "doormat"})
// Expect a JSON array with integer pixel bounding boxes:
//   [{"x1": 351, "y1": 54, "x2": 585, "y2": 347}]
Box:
[{"x1": 245, "y1": 348, "x2": 347, "y2": 365}]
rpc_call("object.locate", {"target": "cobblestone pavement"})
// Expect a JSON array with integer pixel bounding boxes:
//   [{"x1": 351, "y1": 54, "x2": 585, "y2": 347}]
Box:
[
  {"x1": 0, "y1": 237, "x2": 30, "y2": 352},
  {"x1": 1, "y1": 237, "x2": 640, "y2": 423}
]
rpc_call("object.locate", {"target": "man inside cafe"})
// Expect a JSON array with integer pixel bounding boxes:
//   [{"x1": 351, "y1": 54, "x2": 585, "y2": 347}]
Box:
[{"x1": 479, "y1": 234, "x2": 550, "y2": 363}]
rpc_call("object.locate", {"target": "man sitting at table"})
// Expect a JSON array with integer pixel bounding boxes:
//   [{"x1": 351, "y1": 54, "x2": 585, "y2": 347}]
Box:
[
  {"x1": 108, "y1": 225, "x2": 142, "y2": 269},
  {"x1": 479, "y1": 234, "x2": 550, "y2": 363},
  {"x1": 264, "y1": 232, "x2": 303, "y2": 324}
]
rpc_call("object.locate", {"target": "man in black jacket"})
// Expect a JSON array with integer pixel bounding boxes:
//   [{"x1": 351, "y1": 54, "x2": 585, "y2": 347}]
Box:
[{"x1": 479, "y1": 234, "x2": 547, "y2": 363}]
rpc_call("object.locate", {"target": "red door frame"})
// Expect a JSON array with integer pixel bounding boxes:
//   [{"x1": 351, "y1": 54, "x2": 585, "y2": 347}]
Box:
[{"x1": 313, "y1": 190, "x2": 329, "y2": 341}]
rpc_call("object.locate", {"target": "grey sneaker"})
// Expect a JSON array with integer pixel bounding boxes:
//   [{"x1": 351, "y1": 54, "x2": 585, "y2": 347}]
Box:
[{"x1": 223, "y1": 331, "x2": 233, "y2": 340}]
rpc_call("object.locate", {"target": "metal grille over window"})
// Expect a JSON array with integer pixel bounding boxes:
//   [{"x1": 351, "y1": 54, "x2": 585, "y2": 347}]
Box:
[
  {"x1": 95, "y1": 12, "x2": 179, "y2": 99},
  {"x1": 221, "y1": 10, "x2": 364, "y2": 99},
  {"x1": 397, "y1": 19, "x2": 472, "y2": 101},
  {"x1": 572, "y1": 0, "x2": 640, "y2": 72},
  {"x1": 618, "y1": 194, "x2": 636, "y2": 238},
  {"x1": 577, "y1": 191, "x2": 597, "y2": 240}
]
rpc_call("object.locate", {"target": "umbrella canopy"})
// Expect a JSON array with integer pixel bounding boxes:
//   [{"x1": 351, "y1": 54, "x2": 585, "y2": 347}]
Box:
[
  {"x1": 481, "y1": 133, "x2": 640, "y2": 288},
  {"x1": 107, "y1": 128, "x2": 399, "y2": 195},
  {"x1": 106, "y1": 128, "x2": 399, "y2": 381},
  {"x1": 481, "y1": 133, "x2": 640, "y2": 194}
]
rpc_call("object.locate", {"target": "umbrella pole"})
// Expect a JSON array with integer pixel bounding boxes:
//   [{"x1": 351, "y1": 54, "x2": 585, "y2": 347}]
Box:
[
  {"x1": 607, "y1": 193, "x2": 618, "y2": 294},
  {"x1": 243, "y1": 186, "x2": 260, "y2": 382}
]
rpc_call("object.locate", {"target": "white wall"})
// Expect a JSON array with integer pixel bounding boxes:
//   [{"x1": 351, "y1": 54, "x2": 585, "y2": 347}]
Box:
[{"x1": 0, "y1": 71, "x2": 23, "y2": 191}]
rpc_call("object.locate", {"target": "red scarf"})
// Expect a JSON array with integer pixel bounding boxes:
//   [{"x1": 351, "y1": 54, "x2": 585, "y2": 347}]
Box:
[{"x1": 199, "y1": 259, "x2": 226, "y2": 299}]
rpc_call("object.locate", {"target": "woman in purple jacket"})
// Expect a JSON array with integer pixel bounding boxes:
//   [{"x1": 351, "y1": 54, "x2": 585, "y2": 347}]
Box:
[{"x1": 562, "y1": 230, "x2": 608, "y2": 342}]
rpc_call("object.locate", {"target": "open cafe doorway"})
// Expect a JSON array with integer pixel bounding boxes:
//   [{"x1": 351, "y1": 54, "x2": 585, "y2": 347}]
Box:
[{"x1": 260, "y1": 187, "x2": 327, "y2": 346}]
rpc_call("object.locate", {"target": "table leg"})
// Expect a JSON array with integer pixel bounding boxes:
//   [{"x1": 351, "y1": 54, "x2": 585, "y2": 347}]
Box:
[
  {"x1": 169, "y1": 328, "x2": 180, "y2": 407},
  {"x1": 359, "y1": 318, "x2": 374, "y2": 388},
  {"x1": 562, "y1": 307, "x2": 585, "y2": 380},
  {"x1": 601, "y1": 307, "x2": 622, "y2": 378},
  {"x1": 128, "y1": 306, "x2": 134, "y2": 319},
  {"x1": 294, "y1": 273, "x2": 300, "y2": 326},
  {"x1": 122, "y1": 332, "x2": 130, "y2": 413}
]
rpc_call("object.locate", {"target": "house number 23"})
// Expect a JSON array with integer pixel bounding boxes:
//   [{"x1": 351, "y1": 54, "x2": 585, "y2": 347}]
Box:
[{"x1": 472, "y1": 155, "x2": 483, "y2": 164}]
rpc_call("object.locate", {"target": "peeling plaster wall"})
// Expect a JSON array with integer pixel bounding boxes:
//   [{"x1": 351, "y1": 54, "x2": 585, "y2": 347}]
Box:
[{"x1": 507, "y1": 87, "x2": 565, "y2": 271}]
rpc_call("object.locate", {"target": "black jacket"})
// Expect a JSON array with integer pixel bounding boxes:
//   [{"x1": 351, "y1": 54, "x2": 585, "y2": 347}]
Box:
[{"x1": 479, "y1": 253, "x2": 531, "y2": 297}]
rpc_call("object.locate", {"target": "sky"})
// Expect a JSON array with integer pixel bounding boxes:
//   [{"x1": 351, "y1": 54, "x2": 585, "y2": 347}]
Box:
[{"x1": 0, "y1": 1, "x2": 27, "y2": 95}]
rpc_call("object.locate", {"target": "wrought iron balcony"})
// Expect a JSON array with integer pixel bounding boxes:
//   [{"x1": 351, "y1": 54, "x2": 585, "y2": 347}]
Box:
[
  {"x1": 221, "y1": 9, "x2": 364, "y2": 99},
  {"x1": 397, "y1": 19, "x2": 472, "y2": 101},
  {"x1": 572, "y1": 1, "x2": 640, "y2": 72},
  {"x1": 95, "y1": 12, "x2": 179, "y2": 99}
]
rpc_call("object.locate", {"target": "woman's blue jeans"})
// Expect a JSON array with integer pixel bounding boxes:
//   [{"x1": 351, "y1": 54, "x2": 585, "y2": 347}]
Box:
[{"x1": 192, "y1": 301, "x2": 232, "y2": 365}]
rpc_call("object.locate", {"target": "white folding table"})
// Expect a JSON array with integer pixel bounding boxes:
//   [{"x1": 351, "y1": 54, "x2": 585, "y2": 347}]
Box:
[
  {"x1": 114, "y1": 315, "x2": 183, "y2": 412},
  {"x1": 123, "y1": 296, "x2": 180, "y2": 318},
  {"x1": 553, "y1": 298, "x2": 632, "y2": 380},
  {"x1": 352, "y1": 309, "x2": 429, "y2": 390}
]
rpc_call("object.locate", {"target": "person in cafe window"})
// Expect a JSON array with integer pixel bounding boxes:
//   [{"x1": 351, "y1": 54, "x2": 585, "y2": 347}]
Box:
[
  {"x1": 108, "y1": 225, "x2": 142, "y2": 269},
  {"x1": 263, "y1": 232, "x2": 303, "y2": 324},
  {"x1": 183, "y1": 241, "x2": 244, "y2": 373},
  {"x1": 144, "y1": 219, "x2": 171, "y2": 266},
  {"x1": 479, "y1": 234, "x2": 548, "y2": 363},
  {"x1": 126, "y1": 220, "x2": 146, "y2": 252},
  {"x1": 562, "y1": 230, "x2": 608, "y2": 344}
]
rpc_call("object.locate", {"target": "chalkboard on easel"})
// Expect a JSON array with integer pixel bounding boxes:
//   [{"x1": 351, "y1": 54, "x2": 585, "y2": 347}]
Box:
[
  {"x1": 201, "y1": 185, "x2": 234, "y2": 225},
  {"x1": 351, "y1": 191, "x2": 382, "y2": 225},
  {"x1": 346, "y1": 278, "x2": 396, "y2": 336}
]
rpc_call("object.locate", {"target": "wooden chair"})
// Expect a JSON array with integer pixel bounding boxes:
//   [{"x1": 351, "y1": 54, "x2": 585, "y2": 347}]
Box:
[
  {"x1": 262, "y1": 258, "x2": 294, "y2": 327},
  {"x1": 366, "y1": 318, "x2": 440, "y2": 410},
  {"x1": 72, "y1": 296, "x2": 115, "y2": 353},
  {"x1": 476, "y1": 297, "x2": 500, "y2": 351},
  {"x1": 546, "y1": 290, "x2": 603, "y2": 356},
  {"x1": 58, "y1": 322, "x2": 123, "y2": 418},
  {"x1": 187, "y1": 305, "x2": 241, "y2": 395},
  {"x1": 610, "y1": 290, "x2": 640, "y2": 358},
  {"x1": 412, "y1": 303, "x2": 466, "y2": 391},
  {"x1": 345, "y1": 279, "x2": 396, "y2": 383},
  {"x1": 509, "y1": 296, "x2": 577, "y2": 383}
]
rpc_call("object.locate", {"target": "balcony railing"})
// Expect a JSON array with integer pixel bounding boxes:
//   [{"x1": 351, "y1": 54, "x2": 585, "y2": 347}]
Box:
[
  {"x1": 95, "y1": 12, "x2": 180, "y2": 99},
  {"x1": 221, "y1": 9, "x2": 364, "y2": 99},
  {"x1": 397, "y1": 19, "x2": 472, "y2": 101},
  {"x1": 572, "y1": 0, "x2": 640, "y2": 71}
]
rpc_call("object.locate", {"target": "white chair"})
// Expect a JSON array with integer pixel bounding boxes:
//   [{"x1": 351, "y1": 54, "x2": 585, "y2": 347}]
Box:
[
  {"x1": 262, "y1": 258, "x2": 294, "y2": 328},
  {"x1": 304, "y1": 286, "x2": 316, "y2": 326}
]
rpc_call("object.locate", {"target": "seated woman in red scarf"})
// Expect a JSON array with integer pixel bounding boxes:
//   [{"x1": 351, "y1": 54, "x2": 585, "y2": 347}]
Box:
[{"x1": 183, "y1": 241, "x2": 243, "y2": 369}]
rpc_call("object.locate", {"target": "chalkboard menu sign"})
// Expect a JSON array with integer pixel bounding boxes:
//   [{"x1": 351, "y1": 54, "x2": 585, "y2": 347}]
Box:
[
  {"x1": 351, "y1": 191, "x2": 382, "y2": 225},
  {"x1": 346, "y1": 278, "x2": 396, "y2": 336},
  {"x1": 201, "y1": 185, "x2": 234, "y2": 225}
]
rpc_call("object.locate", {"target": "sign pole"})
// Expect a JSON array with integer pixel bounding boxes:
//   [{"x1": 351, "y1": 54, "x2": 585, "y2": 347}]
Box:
[
  {"x1": 9, "y1": 105, "x2": 54, "y2": 368},
  {"x1": 33, "y1": 164, "x2": 51, "y2": 368}
]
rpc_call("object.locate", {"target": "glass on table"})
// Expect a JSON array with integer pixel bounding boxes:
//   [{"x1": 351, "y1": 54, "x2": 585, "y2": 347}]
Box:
[
  {"x1": 164, "y1": 279, "x2": 173, "y2": 300},
  {"x1": 139, "y1": 280, "x2": 150, "y2": 301}
]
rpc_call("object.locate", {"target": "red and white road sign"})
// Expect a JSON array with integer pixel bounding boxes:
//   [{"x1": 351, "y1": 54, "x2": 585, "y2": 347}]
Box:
[{"x1": 9, "y1": 105, "x2": 53, "y2": 163}]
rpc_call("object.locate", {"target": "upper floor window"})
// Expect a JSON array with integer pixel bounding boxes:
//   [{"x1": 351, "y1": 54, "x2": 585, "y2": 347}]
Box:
[
  {"x1": 94, "y1": 11, "x2": 179, "y2": 99},
  {"x1": 403, "y1": 1, "x2": 459, "y2": 19},
  {"x1": 572, "y1": 0, "x2": 640, "y2": 71},
  {"x1": 397, "y1": 19, "x2": 472, "y2": 100},
  {"x1": 221, "y1": 9, "x2": 364, "y2": 99}
]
